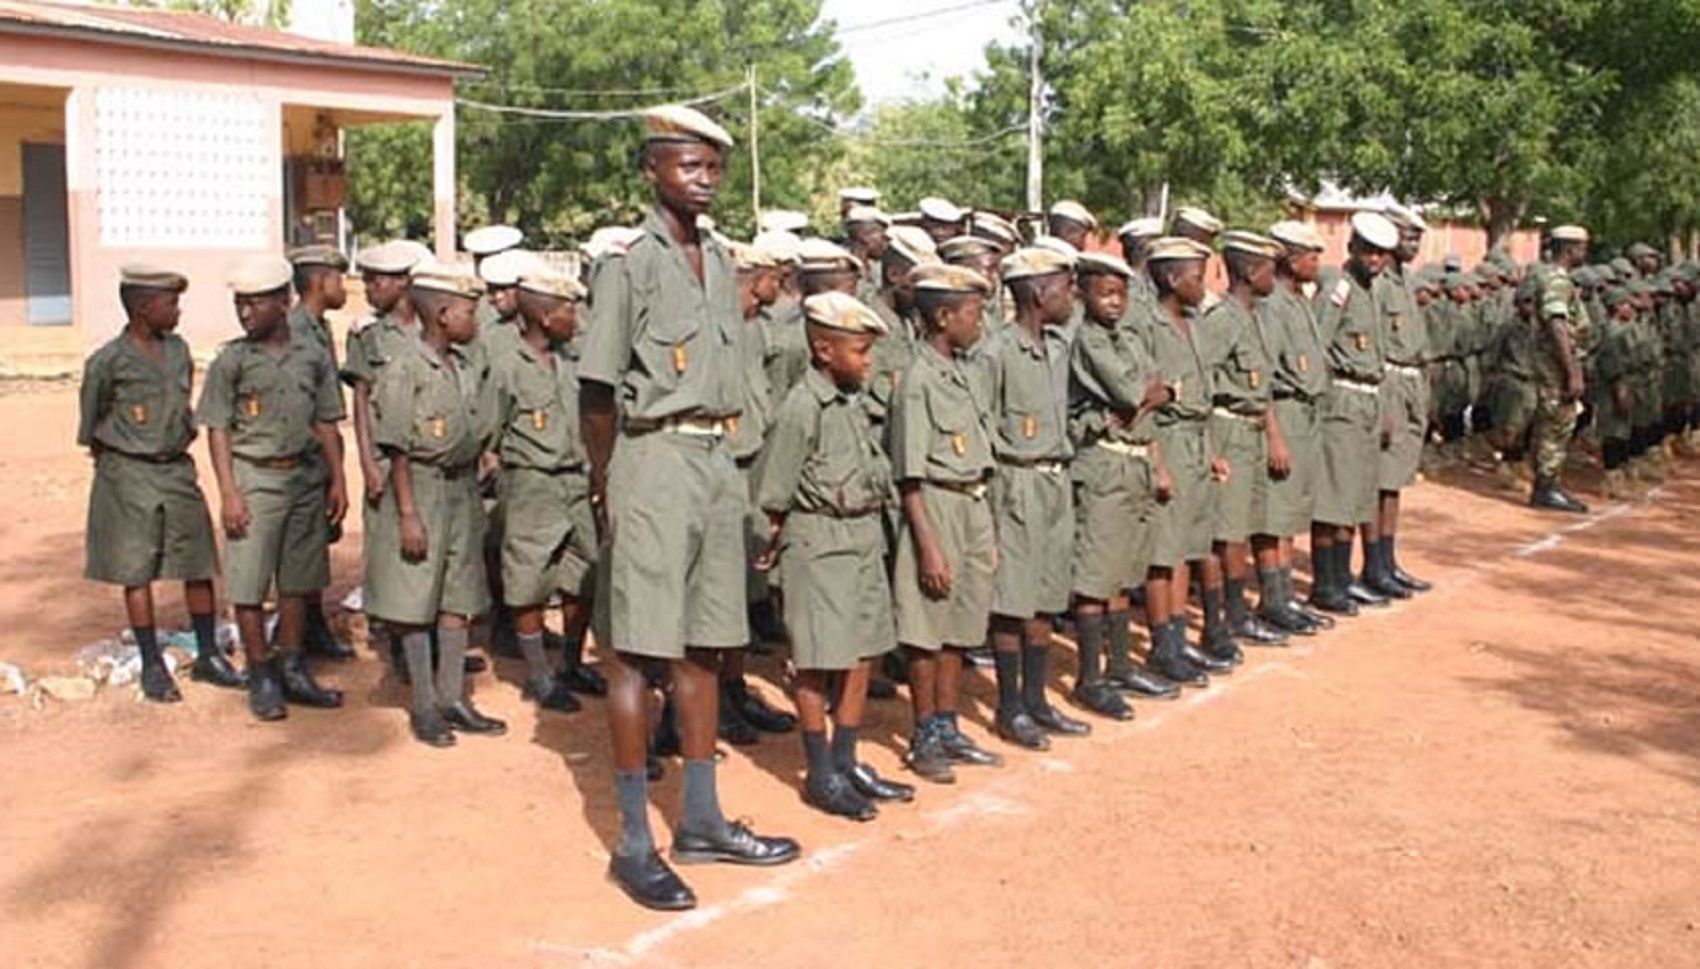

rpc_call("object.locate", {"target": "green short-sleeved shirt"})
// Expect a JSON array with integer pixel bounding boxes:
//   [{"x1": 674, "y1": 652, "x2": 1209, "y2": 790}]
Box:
[
  {"x1": 342, "y1": 311, "x2": 416, "y2": 387},
  {"x1": 761, "y1": 299, "x2": 811, "y2": 407},
  {"x1": 1263, "y1": 284, "x2": 1330, "y2": 401},
  {"x1": 1069, "y1": 316, "x2": 1161, "y2": 446},
  {"x1": 980, "y1": 322, "x2": 1073, "y2": 463},
  {"x1": 889, "y1": 343, "x2": 994, "y2": 485},
  {"x1": 868, "y1": 299, "x2": 919, "y2": 422},
  {"x1": 487, "y1": 332, "x2": 585, "y2": 472},
  {"x1": 579, "y1": 210, "x2": 744, "y2": 421},
  {"x1": 1198, "y1": 296, "x2": 1272, "y2": 417},
  {"x1": 288, "y1": 303, "x2": 338, "y2": 369},
  {"x1": 1315, "y1": 268, "x2": 1386, "y2": 383},
  {"x1": 1134, "y1": 305, "x2": 1212, "y2": 428},
  {"x1": 371, "y1": 339, "x2": 490, "y2": 468},
  {"x1": 1378, "y1": 267, "x2": 1430, "y2": 366},
  {"x1": 79, "y1": 331, "x2": 196, "y2": 458},
  {"x1": 756, "y1": 367, "x2": 892, "y2": 516},
  {"x1": 197, "y1": 331, "x2": 344, "y2": 460},
  {"x1": 727, "y1": 314, "x2": 775, "y2": 461}
]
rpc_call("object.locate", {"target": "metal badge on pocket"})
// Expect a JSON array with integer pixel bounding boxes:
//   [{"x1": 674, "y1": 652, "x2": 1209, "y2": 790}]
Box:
[
  {"x1": 1354, "y1": 333, "x2": 1371, "y2": 351},
  {"x1": 242, "y1": 394, "x2": 261, "y2": 418},
  {"x1": 1298, "y1": 354, "x2": 1310, "y2": 373},
  {"x1": 672, "y1": 345, "x2": 688, "y2": 374},
  {"x1": 1249, "y1": 370, "x2": 1261, "y2": 390},
  {"x1": 951, "y1": 432, "x2": 967, "y2": 456},
  {"x1": 532, "y1": 409, "x2": 547, "y2": 431},
  {"x1": 1021, "y1": 415, "x2": 1037, "y2": 439},
  {"x1": 130, "y1": 403, "x2": 148, "y2": 425},
  {"x1": 429, "y1": 415, "x2": 448, "y2": 439}
]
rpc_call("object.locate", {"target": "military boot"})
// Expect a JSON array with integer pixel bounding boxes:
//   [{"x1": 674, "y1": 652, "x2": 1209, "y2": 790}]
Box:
[{"x1": 1530, "y1": 475, "x2": 1589, "y2": 513}]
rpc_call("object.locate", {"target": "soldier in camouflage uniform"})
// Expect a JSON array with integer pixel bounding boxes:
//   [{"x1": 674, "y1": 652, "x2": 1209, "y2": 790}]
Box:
[{"x1": 1525, "y1": 226, "x2": 1592, "y2": 513}]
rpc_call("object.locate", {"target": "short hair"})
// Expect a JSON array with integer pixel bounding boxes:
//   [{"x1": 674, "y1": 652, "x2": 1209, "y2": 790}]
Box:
[
  {"x1": 1005, "y1": 273, "x2": 1046, "y2": 308},
  {"x1": 118, "y1": 284, "x2": 152, "y2": 318},
  {"x1": 292, "y1": 264, "x2": 334, "y2": 296},
  {"x1": 1148, "y1": 259, "x2": 1193, "y2": 296},
  {"x1": 914, "y1": 289, "x2": 976, "y2": 329},
  {"x1": 408, "y1": 287, "x2": 456, "y2": 322},
  {"x1": 1223, "y1": 249, "x2": 1266, "y2": 283}
]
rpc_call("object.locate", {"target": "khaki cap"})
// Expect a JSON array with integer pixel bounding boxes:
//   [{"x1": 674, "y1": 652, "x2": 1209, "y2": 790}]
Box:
[
  {"x1": 642, "y1": 104, "x2": 734, "y2": 149},
  {"x1": 464, "y1": 225, "x2": 523, "y2": 257},
  {"x1": 1116, "y1": 216, "x2": 1165, "y2": 240},
  {"x1": 797, "y1": 237, "x2": 863, "y2": 274},
  {"x1": 1383, "y1": 202, "x2": 1428, "y2": 232},
  {"x1": 1220, "y1": 230, "x2": 1282, "y2": 259},
  {"x1": 1033, "y1": 235, "x2": 1080, "y2": 258},
  {"x1": 839, "y1": 186, "x2": 881, "y2": 205},
  {"x1": 395, "y1": 240, "x2": 436, "y2": 266},
  {"x1": 1268, "y1": 220, "x2": 1325, "y2": 252},
  {"x1": 731, "y1": 240, "x2": 781, "y2": 271},
  {"x1": 911, "y1": 263, "x2": 993, "y2": 295},
  {"x1": 580, "y1": 226, "x2": 644, "y2": 260},
  {"x1": 970, "y1": 211, "x2": 1020, "y2": 246},
  {"x1": 885, "y1": 225, "x2": 938, "y2": 267},
  {"x1": 803, "y1": 291, "x2": 889, "y2": 335},
  {"x1": 119, "y1": 262, "x2": 188, "y2": 292},
  {"x1": 286, "y1": 244, "x2": 350, "y2": 271},
  {"x1": 1349, "y1": 212, "x2": 1400, "y2": 251},
  {"x1": 937, "y1": 235, "x2": 1003, "y2": 262},
  {"x1": 1000, "y1": 246, "x2": 1076, "y2": 281},
  {"x1": 517, "y1": 269, "x2": 587, "y2": 302},
  {"x1": 356, "y1": 240, "x2": 421, "y2": 275},
  {"x1": 1075, "y1": 251, "x2": 1135, "y2": 278},
  {"x1": 226, "y1": 255, "x2": 292, "y2": 296},
  {"x1": 1145, "y1": 236, "x2": 1214, "y2": 262},
  {"x1": 1173, "y1": 206, "x2": 1224, "y2": 236},
  {"x1": 1048, "y1": 200, "x2": 1097, "y2": 229},
  {"x1": 750, "y1": 229, "x2": 802, "y2": 265},
  {"x1": 843, "y1": 205, "x2": 890, "y2": 226},
  {"x1": 411, "y1": 260, "x2": 485, "y2": 299},
  {"x1": 1549, "y1": 224, "x2": 1590, "y2": 243},
  {"x1": 759, "y1": 209, "x2": 811, "y2": 234},
  {"x1": 478, "y1": 249, "x2": 546, "y2": 287},
  {"x1": 918, "y1": 196, "x2": 966, "y2": 223}
]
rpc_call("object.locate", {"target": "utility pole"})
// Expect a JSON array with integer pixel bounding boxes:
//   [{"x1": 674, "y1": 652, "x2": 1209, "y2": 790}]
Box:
[
  {"x1": 748, "y1": 63, "x2": 762, "y2": 226},
  {"x1": 1024, "y1": 0, "x2": 1044, "y2": 214}
]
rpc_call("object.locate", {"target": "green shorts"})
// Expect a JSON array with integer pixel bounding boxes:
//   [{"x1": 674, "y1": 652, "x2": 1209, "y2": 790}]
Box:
[
  {"x1": 779, "y1": 511, "x2": 894, "y2": 670},
  {"x1": 1378, "y1": 367, "x2": 1427, "y2": 492},
  {"x1": 1069, "y1": 443, "x2": 1156, "y2": 601},
  {"x1": 740, "y1": 460, "x2": 774, "y2": 601},
  {"x1": 84, "y1": 451, "x2": 216, "y2": 587},
  {"x1": 500, "y1": 466, "x2": 596, "y2": 607},
  {"x1": 1262, "y1": 397, "x2": 1318, "y2": 538},
  {"x1": 1433, "y1": 360, "x2": 1471, "y2": 420},
  {"x1": 1210, "y1": 412, "x2": 1266, "y2": 544},
  {"x1": 596, "y1": 431, "x2": 748, "y2": 658},
  {"x1": 1149, "y1": 423, "x2": 1211, "y2": 568},
  {"x1": 365, "y1": 462, "x2": 489, "y2": 624},
  {"x1": 222, "y1": 459, "x2": 330, "y2": 606},
  {"x1": 1315, "y1": 381, "x2": 1380, "y2": 527},
  {"x1": 991, "y1": 463, "x2": 1074, "y2": 618},
  {"x1": 893, "y1": 482, "x2": 995, "y2": 651}
]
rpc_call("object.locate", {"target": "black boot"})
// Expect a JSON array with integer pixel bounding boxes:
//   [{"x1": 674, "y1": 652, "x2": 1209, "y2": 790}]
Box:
[
  {"x1": 279, "y1": 652, "x2": 343, "y2": 708},
  {"x1": 443, "y1": 699, "x2": 508, "y2": 735},
  {"x1": 1384, "y1": 536, "x2": 1431, "y2": 593},
  {"x1": 1308, "y1": 545, "x2": 1358, "y2": 616},
  {"x1": 1181, "y1": 616, "x2": 1235, "y2": 674},
  {"x1": 1102, "y1": 611, "x2": 1180, "y2": 699},
  {"x1": 1530, "y1": 475, "x2": 1589, "y2": 513},
  {"x1": 1362, "y1": 538, "x2": 1411, "y2": 600},
  {"x1": 1345, "y1": 541, "x2": 1391, "y2": 607},
  {"x1": 524, "y1": 673, "x2": 582, "y2": 712},
  {"x1": 803, "y1": 771, "x2": 878, "y2": 822},
  {"x1": 1070, "y1": 679, "x2": 1134, "y2": 720},
  {"x1": 1146, "y1": 621, "x2": 1208, "y2": 687},
  {"x1": 247, "y1": 657, "x2": 286, "y2": 721},
  {"x1": 1229, "y1": 577, "x2": 1289, "y2": 645},
  {"x1": 190, "y1": 648, "x2": 246, "y2": 689},
  {"x1": 724, "y1": 677, "x2": 797, "y2": 734},
  {"x1": 303, "y1": 604, "x2": 356, "y2": 662},
  {"x1": 848, "y1": 762, "x2": 915, "y2": 802},
  {"x1": 560, "y1": 637, "x2": 608, "y2": 695},
  {"x1": 1023, "y1": 643, "x2": 1090, "y2": 736}
]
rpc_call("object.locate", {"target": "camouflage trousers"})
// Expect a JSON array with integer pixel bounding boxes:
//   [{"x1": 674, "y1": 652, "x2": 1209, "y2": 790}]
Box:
[{"x1": 1529, "y1": 389, "x2": 1583, "y2": 480}]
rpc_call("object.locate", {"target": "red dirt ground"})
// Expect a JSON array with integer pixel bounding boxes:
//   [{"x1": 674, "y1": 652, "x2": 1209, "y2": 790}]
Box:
[{"x1": 3, "y1": 380, "x2": 1698, "y2": 969}]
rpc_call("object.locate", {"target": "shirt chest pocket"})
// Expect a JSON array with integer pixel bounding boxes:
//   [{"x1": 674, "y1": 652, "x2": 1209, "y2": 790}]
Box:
[
  {"x1": 635, "y1": 270, "x2": 706, "y2": 383},
  {"x1": 927, "y1": 387, "x2": 978, "y2": 461},
  {"x1": 512, "y1": 383, "x2": 560, "y2": 440},
  {"x1": 112, "y1": 361, "x2": 165, "y2": 429},
  {"x1": 1228, "y1": 341, "x2": 1264, "y2": 391}
]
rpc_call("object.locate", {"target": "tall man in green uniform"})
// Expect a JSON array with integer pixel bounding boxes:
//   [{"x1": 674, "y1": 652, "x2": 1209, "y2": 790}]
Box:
[
  {"x1": 1363, "y1": 204, "x2": 1433, "y2": 598},
  {"x1": 982, "y1": 247, "x2": 1091, "y2": 750},
  {"x1": 199, "y1": 256, "x2": 348, "y2": 721},
  {"x1": 1199, "y1": 231, "x2": 1289, "y2": 650},
  {"x1": 1256, "y1": 223, "x2": 1333, "y2": 635},
  {"x1": 1309, "y1": 213, "x2": 1399, "y2": 614},
  {"x1": 580, "y1": 106, "x2": 800, "y2": 913},
  {"x1": 1527, "y1": 225, "x2": 1592, "y2": 513},
  {"x1": 285, "y1": 245, "x2": 357, "y2": 661},
  {"x1": 80, "y1": 265, "x2": 241, "y2": 701}
]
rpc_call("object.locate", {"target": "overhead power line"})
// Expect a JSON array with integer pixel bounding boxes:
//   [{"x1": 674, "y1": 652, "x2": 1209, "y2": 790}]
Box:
[
  {"x1": 834, "y1": 0, "x2": 1008, "y2": 36},
  {"x1": 456, "y1": 82, "x2": 749, "y2": 121}
]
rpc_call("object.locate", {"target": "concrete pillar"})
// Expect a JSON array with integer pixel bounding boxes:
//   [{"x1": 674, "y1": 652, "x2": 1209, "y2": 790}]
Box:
[{"x1": 432, "y1": 109, "x2": 455, "y2": 260}]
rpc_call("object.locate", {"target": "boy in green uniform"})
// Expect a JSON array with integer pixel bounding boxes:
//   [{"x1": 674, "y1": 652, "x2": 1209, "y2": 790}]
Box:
[
  {"x1": 1309, "y1": 213, "x2": 1398, "y2": 613},
  {"x1": 1136, "y1": 237, "x2": 1234, "y2": 686},
  {"x1": 1199, "y1": 231, "x2": 1289, "y2": 652},
  {"x1": 486, "y1": 268, "x2": 598, "y2": 713},
  {"x1": 1255, "y1": 222, "x2": 1333, "y2": 635},
  {"x1": 81, "y1": 265, "x2": 241, "y2": 701},
  {"x1": 890, "y1": 263, "x2": 1004, "y2": 783},
  {"x1": 285, "y1": 245, "x2": 355, "y2": 661},
  {"x1": 367, "y1": 262, "x2": 505, "y2": 745},
  {"x1": 982, "y1": 247, "x2": 1091, "y2": 749},
  {"x1": 1593, "y1": 287, "x2": 1639, "y2": 498},
  {"x1": 199, "y1": 256, "x2": 348, "y2": 721},
  {"x1": 1065, "y1": 252, "x2": 1179, "y2": 720},
  {"x1": 867, "y1": 225, "x2": 938, "y2": 427},
  {"x1": 581, "y1": 106, "x2": 800, "y2": 912},
  {"x1": 756, "y1": 291, "x2": 910, "y2": 820}
]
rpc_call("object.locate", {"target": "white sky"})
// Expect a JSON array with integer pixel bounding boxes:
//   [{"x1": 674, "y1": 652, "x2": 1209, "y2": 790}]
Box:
[{"x1": 821, "y1": 0, "x2": 1024, "y2": 107}]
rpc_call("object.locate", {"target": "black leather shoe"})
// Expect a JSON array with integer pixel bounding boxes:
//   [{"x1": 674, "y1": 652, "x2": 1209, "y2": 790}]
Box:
[
  {"x1": 1391, "y1": 567, "x2": 1432, "y2": 594},
  {"x1": 848, "y1": 762, "x2": 915, "y2": 802},
  {"x1": 409, "y1": 708, "x2": 456, "y2": 747},
  {"x1": 939, "y1": 725, "x2": 1005, "y2": 767},
  {"x1": 563, "y1": 663, "x2": 608, "y2": 696},
  {"x1": 1233, "y1": 616, "x2": 1291, "y2": 646},
  {"x1": 1308, "y1": 589, "x2": 1358, "y2": 616},
  {"x1": 1201, "y1": 630, "x2": 1246, "y2": 666},
  {"x1": 904, "y1": 730, "x2": 957, "y2": 784},
  {"x1": 717, "y1": 701, "x2": 761, "y2": 747},
  {"x1": 1530, "y1": 484, "x2": 1589, "y2": 513},
  {"x1": 280, "y1": 653, "x2": 343, "y2": 708},
  {"x1": 190, "y1": 650, "x2": 247, "y2": 688},
  {"x1": 1148, "y1": 646, "x2": 1208, "y2": 688},
  {"x1": 1345, "y1": 581, "x2": 1390, "y2": 607},
  {"x1": 803, "y1": 773, "x2": 878, "y2": 822},
  {"x1": 248, "y1": 659, "x2": 286, "y2": 721},
  {"x1": 1105, "y1": 665, "x2": 1182, "y2": 699},
  {"x1": 1293, "y1": 599, "x2": 1337, "y2": 628},
  {"x1": 1070, "y1": 680, "x2": 1133, "y2": 721},
  {"x1": 462, "y1": 654, "x2": 488, "y2": 674},
  {"x1": 524, "y1": 675, "x2": 582, "y2": 713},
  {"x1": 728, "y1": 681, "x2": 797, "y2": 734},
  {"x1": 140, "y1": 661, "x2": 182, "y2": 703},
  {"x1": 866, "y1": 676, "x2": 899, "y2": 700},
  {"x1": 1257, "y1": 606, "x2": 1317, "y2": 637},
  {"x1": 1030, "y1": 703, "x2": 1092, "y2": 736},
  {"x1": 609, "y1": 851, "x2": 696, "y2": 911},
  {"x1": 1364, "y1": 573, "x2": 1412, "y2": 600},
  {"x1": 671, "y1": 821, "x2": 801, "y2": 867},
  {"x1": 993, "y1": 710, "x2": 1050, "y2": 750},
  {"x1": 1184, "y1": 643, "x2": 1235, "y2": 674},
  {"x1": 303, "y1": 628, "x2": 356, "y2": 662},
  {"x1": 443, "y1": 700, "x2": 507, "y2": 735}
]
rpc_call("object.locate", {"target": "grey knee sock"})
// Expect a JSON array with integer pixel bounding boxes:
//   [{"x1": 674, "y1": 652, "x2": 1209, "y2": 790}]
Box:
[
  {"x1": 401, "y1": 630, "x2": 437, "y2": 713},
  {"x1": 434, "y1": 624, "x2": 469, "y2": 707},
  {"x1": 517, "y1": 630, "x2": 551, "y2": 683},
  {"x1": 615, "y1": 768, "x2": 655, "y2": 857},
  {"x1": 680, "y1": 758, "x2": 729, "y2": 837}
]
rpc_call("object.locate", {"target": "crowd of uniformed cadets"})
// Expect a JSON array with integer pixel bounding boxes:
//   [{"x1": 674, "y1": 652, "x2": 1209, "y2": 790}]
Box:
[{"x1": 78, "y1": 104, "x2": 1700, "y2": 911}]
